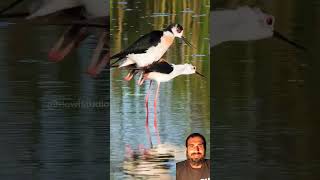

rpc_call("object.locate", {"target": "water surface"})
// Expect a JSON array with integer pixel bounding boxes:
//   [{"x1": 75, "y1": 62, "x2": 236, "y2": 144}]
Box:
[{"x1": 110, "y1": 0, "x2": 210, "y2": 179}]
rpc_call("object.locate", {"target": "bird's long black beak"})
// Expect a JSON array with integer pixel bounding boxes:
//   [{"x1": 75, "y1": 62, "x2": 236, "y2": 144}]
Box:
[
  {"x1": 182, "y1": 36, "x2": 196, "y2": 49},
  {"x1": 196, "y1": 71, "x2": 206, "y2": 78},
  {"x1": 273, "y1": 31, "x2": 306, "y2": 51}
]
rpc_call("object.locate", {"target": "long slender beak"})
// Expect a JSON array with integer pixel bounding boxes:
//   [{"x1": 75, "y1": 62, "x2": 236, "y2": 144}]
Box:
[
  {"x1": 273, "y1": 31, "x2": 306, "y2": 51},
  {"x1": 196, "y1": 71, "x2": 206, "y2": 78},
  {"x1": 181, "y1": 36, "x2": 196, "y2": 49}
]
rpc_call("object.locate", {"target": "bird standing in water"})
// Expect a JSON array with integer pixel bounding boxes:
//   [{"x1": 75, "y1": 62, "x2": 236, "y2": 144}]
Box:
[{"x1": 132, "y1": 59, "x2": 205, "y2": 129}]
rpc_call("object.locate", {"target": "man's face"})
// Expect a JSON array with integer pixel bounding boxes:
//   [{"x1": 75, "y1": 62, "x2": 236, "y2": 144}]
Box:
[{"x1": 186, "y1": 136, "x2": 205, "y2": 165}]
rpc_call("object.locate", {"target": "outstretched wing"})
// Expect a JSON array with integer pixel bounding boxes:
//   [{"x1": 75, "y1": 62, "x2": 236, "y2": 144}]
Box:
[{"x1": 110, "y1": 30, "x2": 163, "y2": 60}]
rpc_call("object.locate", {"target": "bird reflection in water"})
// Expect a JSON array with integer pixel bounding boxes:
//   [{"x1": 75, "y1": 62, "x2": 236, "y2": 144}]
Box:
[{"x1": 123, "y1": 126, "x2": 177, "y2": 180}]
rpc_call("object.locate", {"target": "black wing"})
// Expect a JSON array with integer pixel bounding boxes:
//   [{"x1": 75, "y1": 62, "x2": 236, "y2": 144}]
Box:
[
  {"x1": 144, "y1": 60, "x2": 173, "y2": 74},
  {"x1": 111, "y1": 30, "x2": 163, "y2": 59}
]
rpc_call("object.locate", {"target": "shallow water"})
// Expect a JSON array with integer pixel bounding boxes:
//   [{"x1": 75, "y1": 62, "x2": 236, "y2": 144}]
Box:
[
  {"x1": 110, "y1": 0, "x2": 210, "y2": 179},
  {"x1": 0, "y1": 22, "x2": 109, "y2": 179}
]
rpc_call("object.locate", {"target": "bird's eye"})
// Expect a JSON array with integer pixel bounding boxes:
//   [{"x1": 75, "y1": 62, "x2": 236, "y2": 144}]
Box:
[
  {"x1": 176, "y1": 24, "x2": 183, "y2": 33},
  {"x1": 266, "y1": 17, "x2": 273, "y2": 25},
  {"x1": 193, "y1": 66, "x2": 196, "y2": 70}
]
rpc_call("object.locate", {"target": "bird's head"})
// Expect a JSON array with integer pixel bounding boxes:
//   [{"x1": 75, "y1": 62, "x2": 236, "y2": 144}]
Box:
[
  {"x1": 181, "y1": 64, "x2": 196, "y2": 74},
  {"x1": 180, "y1": 64, "x2": 205, "y2": 78},
  {"x1": 165, "y1": 23, "x2": 184, "y2": 38},
  {"x1": 165, "y1": 23, "x2": 195, "y2": 48}
]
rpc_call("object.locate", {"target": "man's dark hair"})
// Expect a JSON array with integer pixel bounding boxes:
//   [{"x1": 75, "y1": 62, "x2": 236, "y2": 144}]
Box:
[{"x1": 185, "y1": 133, "x2": 206, "y2": 151}]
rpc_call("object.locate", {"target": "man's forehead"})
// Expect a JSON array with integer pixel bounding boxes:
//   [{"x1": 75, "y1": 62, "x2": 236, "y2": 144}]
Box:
[{"x1": 187, "y1": 136, "x2": 204, "y2": 144}]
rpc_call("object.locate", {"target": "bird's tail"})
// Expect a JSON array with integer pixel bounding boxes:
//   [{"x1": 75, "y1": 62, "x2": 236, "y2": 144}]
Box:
[
  {"x1": 103, "y1": 52, "x2": 121, "y2": 69},
  {"x1": 109, "y1": 58, "x2": 122, "y2": 67},
  {"x1": 102, "y1": 58, "x2": 122, "y2": 70}
]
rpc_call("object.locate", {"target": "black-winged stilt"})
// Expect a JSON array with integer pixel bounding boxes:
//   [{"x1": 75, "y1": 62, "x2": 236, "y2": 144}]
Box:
[
  {"x1": 131, "y1": 59, "x2": 205, "y2": 128},
  {"x1": 110, "y1": 23, "x2": 194, "y2": 80}
]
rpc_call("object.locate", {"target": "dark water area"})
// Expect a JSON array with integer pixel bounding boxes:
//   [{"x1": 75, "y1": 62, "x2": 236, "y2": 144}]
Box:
[
  {"x1": 0, "y1": 17, "x2": 109, "y2": 180},
  {"x1": 212, "y1": 0, "x2": 320, "y2": 179}
]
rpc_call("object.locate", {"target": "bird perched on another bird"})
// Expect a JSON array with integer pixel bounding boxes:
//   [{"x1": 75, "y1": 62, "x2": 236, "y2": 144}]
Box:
[{"x1": 110, "y1": 23, "x2": 194, "y2": 81}]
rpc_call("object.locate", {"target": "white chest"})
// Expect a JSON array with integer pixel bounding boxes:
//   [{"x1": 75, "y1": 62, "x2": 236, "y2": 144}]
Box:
[{"x1": 127, "y1": 35, "x2": 174, "y2": 67}]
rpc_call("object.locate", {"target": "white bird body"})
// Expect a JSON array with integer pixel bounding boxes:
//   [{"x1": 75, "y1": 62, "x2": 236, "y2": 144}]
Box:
[
  {"x1": 131, "y1": 60, "x2": 204, "y2": 128},
  {"x1": 122, "y1": 32, "x2": 175, "y2": 68},
  {"x1": 144, "y1": 64, "x2": 196, "y2": 83},
  {"x1": 211, "y1": 6, "x2": 274, "y2": 47}
]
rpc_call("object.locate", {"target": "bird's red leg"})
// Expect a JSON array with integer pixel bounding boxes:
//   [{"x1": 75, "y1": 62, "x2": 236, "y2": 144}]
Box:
[
  {"x1": 49, "y1": 26, "x2": 87, "y2": 62},
  {"x1": 145, "y1": 121, "x2": 152, "y2": 147},
  {"x1": 87, "y1": 32, "x2": 107, "y2": 76},
  {"x1": 48, "y1": 26, "x2": 72, "y2": 61},
  {"x1": 91, "y1": 51, "x2": 110, "y2": 75},
  {"x1": 138, "y1": 73, "x2": 145, "y2": 86},
  {"x1": 145, "y1": 81, "x2": 152, "y2": 127},
  {"x1": 153, "y1": 82, "x2": 161, "y2": 144},
  {"x1": 154, "y1": 82, "x2": 160, "y2": 129},
  {"x1": 124, "y1": 70, "x2": 134, "y2": 81}
]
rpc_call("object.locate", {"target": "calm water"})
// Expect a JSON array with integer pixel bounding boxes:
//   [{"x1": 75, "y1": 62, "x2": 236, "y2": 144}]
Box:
[
  {"x1": 213, "y1": 0, "x2": 320, "y2": 179},
  {"x1": 110, "y1": 0, "x2": 210, "y2": 179},
  {"x1": 2, "y1": 0, "x2": 319, "y2": 179},
  {"x1": 0, "y1": 23, "x2": 109, "y2": 180}
]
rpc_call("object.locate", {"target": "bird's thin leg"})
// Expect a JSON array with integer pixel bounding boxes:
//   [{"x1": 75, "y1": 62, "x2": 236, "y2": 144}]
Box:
[
  {"x1": 48, "y1": 26, "x2": 72, "y2": 61},
  {"x1": 61, "y1": 27, "x2": 87, "y2": 56},
  {"x1": 50, "y1": 26, "x2": 72, "y2": 52},
  {"x1": 145, "y1": 81, "x2": 152, "y2": 127},
  {"x1": 153, "y1": 81, "x2": 161, "y2": 144},
  {"x1": 138, "y1": 72, "x2": 145, "y2": 86},
  {"x1": 145, "y1": 119, "x2": 152, "y2": 148},
  {"x1": 91, "y1": 51, "x2": 110, "y2": 75},
  {"x1": 124, "y1": 70, "x2": 135, "y2": 81},
  {"x1": 49, "y1": 26, "x2": 88, "y2": 62},
  {"x1": 91, "y1": 32, "x2": 110, "y2": 74},
  {"x1": 153, "y1": 82, "x2": 160, "y2": 129},
  {"x1": 87, "y1": 31, "x2": 106, "y2": 76}
]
